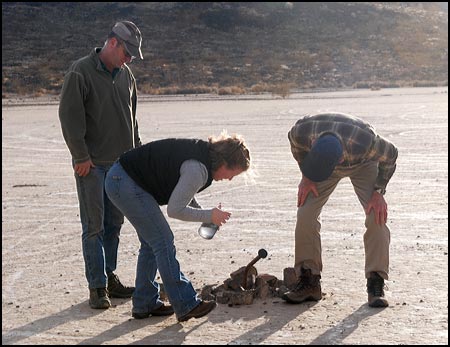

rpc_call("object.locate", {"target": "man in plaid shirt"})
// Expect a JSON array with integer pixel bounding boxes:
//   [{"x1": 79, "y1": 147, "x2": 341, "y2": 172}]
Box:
[{"x1": 282, "y1": 112, "x2": 398, "y2": 308}]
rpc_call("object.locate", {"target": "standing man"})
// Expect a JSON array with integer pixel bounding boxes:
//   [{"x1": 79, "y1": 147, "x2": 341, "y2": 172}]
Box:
[
  {"x1": 59, "y1": 21, "x2": 143, "y2": 309},
  {"x1": 282, "y1": 112, "x2": 398, "y2": 307}
]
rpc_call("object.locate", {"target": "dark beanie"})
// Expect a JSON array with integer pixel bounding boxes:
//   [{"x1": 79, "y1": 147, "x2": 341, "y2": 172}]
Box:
[{"x1": 300, "y1": 134, "x2": 343, "y2": 182}]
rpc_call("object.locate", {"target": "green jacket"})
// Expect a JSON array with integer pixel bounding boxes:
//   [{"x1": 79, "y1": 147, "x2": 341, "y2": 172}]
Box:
[{"x1": 59, "y1": 48, "x2": 141, "y2": 165}]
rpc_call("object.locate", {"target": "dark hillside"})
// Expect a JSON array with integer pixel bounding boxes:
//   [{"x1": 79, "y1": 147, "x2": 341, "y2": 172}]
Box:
[{"x1": 1, "y1": 2, "x2": 448, "y2": 95}]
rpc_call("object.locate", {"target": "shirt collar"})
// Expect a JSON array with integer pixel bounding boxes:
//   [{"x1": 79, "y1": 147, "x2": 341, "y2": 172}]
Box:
[{"x1": 92, "y1": 47, "x2": 121, "y2": 76}]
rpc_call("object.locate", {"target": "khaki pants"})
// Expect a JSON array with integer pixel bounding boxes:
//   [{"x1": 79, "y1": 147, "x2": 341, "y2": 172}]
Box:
[{"x1": 294, "y1": 161, "x2": 390, "y2": 280}]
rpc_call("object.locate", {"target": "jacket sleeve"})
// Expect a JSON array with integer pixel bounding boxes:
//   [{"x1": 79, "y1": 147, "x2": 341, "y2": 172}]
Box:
[
  {"x1": 58, "y1": 71, "x2": 90, "y2": 163},
  {"x1": 131, "y1": 78, "x2": 142, "y2": 147},
  {"x1": 370, "y1": 135, "x2": 399, "y2": 191},
  {"x1": 287, "y1": 124, "x2": 307, "y2": 167}
]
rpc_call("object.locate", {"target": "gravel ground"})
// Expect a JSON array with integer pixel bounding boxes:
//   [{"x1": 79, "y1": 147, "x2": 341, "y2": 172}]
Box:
[{"x1": 2, "y1": 87, "x2": 448, "y2": 345}]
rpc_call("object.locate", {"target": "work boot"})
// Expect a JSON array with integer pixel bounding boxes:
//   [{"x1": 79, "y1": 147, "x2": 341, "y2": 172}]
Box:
[
  {"x1": 282, "y1": 268, "x2": 322, "y2": 304},
  {"x1": 89, "y1": 288, "x2": 111, "y2": 309},
  {"x1": 107, "y1": 272, "x2": 135, "y2": 298},
  {"x1": 132, "y1": 303, "x2": 175, "y2": 319},
  {"x1": 367, "y1": 272, "x2": 389, "y2": 307},
  {"x1": 178, "y1": 300, "x2": 217, "y2": 322}
]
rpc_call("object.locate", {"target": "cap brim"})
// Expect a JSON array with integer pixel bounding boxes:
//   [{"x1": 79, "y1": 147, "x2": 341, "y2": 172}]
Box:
[
  {"x1": 123, "y1": 41, "x2": 143, "y2": 60},
  {"x1": 300, "y1": 155, "x2": 337, "y2": 182}
]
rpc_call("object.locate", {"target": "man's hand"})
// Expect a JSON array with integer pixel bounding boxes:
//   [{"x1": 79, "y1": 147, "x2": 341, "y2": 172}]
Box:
[
  {"x1": 298, "y1": 176, "x2": 319, "y2": 207},
  {"x1": 365, "y1": 191, "x2": 388, "y2": 225},
  {"x1": 74, "y1": 159, "x2": 95, "y2": 177}
]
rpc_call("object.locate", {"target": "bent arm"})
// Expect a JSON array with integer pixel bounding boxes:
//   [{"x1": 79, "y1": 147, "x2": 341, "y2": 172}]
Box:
[{"x1": 167, "y1": 160, "x2": 213, "y2": 222}]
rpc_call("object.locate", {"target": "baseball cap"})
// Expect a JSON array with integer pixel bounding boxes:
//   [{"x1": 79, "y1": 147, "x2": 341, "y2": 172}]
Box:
[
  {"x1": 300, "y1": 134, "x2": 343, "y2": 182},
  {"x1": 111, "y1": 21, "x2": 143, "y2": 60}
]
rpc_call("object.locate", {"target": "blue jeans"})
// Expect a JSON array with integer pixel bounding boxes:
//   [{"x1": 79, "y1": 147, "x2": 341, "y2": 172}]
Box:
[
  {"x1": 105, "y1": 161, "x2": 201, "y2": 318},
  {"x1": 74, "y1": 163, "x2": 124, "y2": 289}
]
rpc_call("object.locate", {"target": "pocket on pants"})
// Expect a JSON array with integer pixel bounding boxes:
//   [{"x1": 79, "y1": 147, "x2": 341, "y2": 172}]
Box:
[{"x1": 105, "y1": 174, "x2": 122, "y2": 200}]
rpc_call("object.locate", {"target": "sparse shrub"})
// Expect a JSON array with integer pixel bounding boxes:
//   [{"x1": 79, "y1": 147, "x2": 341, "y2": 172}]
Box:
[
  {"x1": 217, "y1": 86, "x2": 245, "y2": 95},
  {"x1": 218, "y1": 87, "x2": 233, "y2": 95},
  {"x1": 230, "y1": 86, "x2": 245, "y2": 94},
  {"x1": 270, "y1": 83, "x2": 293, "y2": 98},
  {"x1": 139, "y1": 83, "x2": 217, "y2": 95},
  {"x1": 353, "y1": 81, "x2": 401, "y2": 89},
  {"x1": 250, "y1": 83, "x2": 270, "y2": 94},
  {"x1": 412, "y1": 81, "x2": 439, "y2": 87},
  {"x1": 353, "y1": 82, "x2": 370, "y2": 89}
]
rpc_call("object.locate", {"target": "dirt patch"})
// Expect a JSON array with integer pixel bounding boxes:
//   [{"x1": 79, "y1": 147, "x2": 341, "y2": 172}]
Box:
[{"x1": 2, "y1": 88, "x2": 448, "y2": 344}]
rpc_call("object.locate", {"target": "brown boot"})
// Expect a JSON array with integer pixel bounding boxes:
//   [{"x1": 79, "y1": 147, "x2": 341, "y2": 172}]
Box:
[
  {"x1": 177, "y1": 300, "x2": 217, "y2": 322},
  {"x1": 282, "y1": 268, "x2": 322, "y2": 304},
  {"x1": 107, "y1": 272, "x2": 135, "y2": 298},
  {"x1": 367, "y1": 272, "x2": 389, "y2": 307},
  {"x1": 132, "y1": 303, "x2": 175, "y2": 319},
  {"x1": 89, "y1": 288, "x2": 111, "y2": 309}
]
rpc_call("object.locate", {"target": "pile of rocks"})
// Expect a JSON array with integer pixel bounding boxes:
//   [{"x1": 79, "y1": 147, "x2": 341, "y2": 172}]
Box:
[{"x1": 200, "y1": 266, "x2": 299, "y2": 306}]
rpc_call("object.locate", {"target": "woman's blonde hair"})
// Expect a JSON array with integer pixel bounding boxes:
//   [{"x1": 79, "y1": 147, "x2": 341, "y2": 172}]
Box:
[{"x1": 208, "y1": 130, "x2": 251, "y2": 173}]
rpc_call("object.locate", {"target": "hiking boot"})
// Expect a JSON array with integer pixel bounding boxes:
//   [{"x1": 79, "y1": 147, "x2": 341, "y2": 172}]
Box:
[
  {"x1": 89, "y1": 288, "x2": 111, "y2": 309},
  {"x1": 367, "y1": 272, "x2": 389, "y2": 307},
  {"x1": 178, "y1": 300, "x2": 217, "y2": 322},
  {"x1": 107, "y1": 272, "x2": 135, "y2": 298},
  {"x1": 282, "y1": 268, "x2": 322, "y2": 304},
  {"x1": 132, "y1": 303, "x2": 175, "y2": 319}
]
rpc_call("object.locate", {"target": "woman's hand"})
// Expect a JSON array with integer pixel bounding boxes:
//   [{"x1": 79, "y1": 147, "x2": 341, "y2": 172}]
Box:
[{"x1": 211, "y1": 203, "x2": 231, "y2": 227}]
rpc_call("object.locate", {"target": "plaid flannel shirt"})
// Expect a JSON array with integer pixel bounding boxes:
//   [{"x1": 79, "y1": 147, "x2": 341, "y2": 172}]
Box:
[{"x1": 288, "y1": 113, "x2": 398, "y2": 191}]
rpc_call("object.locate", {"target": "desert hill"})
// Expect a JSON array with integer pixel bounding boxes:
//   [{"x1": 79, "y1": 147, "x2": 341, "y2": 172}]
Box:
[{"x1": 1, "y1": 2, "x2": 448, "y2": 96}]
